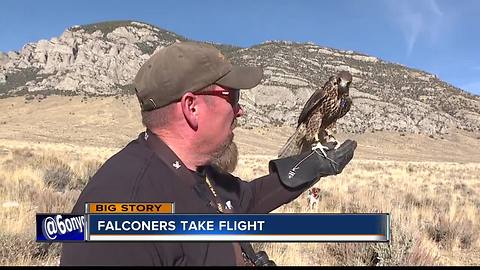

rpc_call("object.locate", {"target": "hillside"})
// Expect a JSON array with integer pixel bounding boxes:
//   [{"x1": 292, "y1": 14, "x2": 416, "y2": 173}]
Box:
[{"x1": 1, "y1": 20, "x2": 479, "y2": 135}]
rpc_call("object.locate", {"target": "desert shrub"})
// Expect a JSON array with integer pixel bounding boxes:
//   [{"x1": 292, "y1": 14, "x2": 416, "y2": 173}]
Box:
[
  {"x1": 372, "y1": 234, "x2": 437, "y2": 266},
  {"x1": 0, "y1": 232, "x2": 61, "y2": 266},
  {"x1": 3, "y1": 150, "x2": 74, "y2": 192},
  {"x1": 324, "y1": 243, "x2": 376, "y2": 266},
  {"x1": 404, "y1": 192, "x2": 422, "y2": 208},
  {"x1": 425, "y1": 215, "x2": 458, "y2": 249},
  {"x1": 403, "y1": 240, "x2": 440, "y2": 266},
  {"x1": 43, "y1": 161, "x2": 73, "y2": 191},
  {"x1": 68, "y1": 159, "x2": 102, "y2": 190},
  {"x1": 2, "y1": 148, "x2": 35, "y2": 171},
  {"x1": 456, "y1": 218, "x2": 477, "y2": 249}
]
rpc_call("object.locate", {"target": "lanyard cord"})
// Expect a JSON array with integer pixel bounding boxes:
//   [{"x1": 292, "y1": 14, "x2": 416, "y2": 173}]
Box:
[
  {"x1": 205, "y1": 175, "x2": 225, "y2": 213},
  {"x1": 204, "y1": 173, "x2": 256, "y2": 266}
]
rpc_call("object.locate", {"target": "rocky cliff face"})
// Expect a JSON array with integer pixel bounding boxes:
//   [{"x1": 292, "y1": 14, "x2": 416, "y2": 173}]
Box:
[
  {"x1": 1, "y1": 20, "x2": 479, "y2": 135},
  {"x1": 0, "y1": 21, "x2": 184, "y2": 96}
]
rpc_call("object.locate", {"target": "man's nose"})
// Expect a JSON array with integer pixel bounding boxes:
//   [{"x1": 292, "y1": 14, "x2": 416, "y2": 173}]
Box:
[{"x1": 234, "y1": 104, "x2": 244, "y2": 117}]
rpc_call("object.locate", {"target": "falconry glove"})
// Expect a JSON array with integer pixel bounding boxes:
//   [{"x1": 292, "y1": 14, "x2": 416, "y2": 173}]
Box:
[{"x1": 269, "y1": 140, "x2": 357, "y2": 188}]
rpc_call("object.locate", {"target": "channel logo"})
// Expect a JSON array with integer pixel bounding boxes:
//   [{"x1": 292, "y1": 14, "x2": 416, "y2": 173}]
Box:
[{"x1": 36, "y1": 214, "x2": 86, "y2": 241}]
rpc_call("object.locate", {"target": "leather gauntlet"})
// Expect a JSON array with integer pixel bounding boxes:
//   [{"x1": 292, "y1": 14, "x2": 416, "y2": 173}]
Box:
[{"x1": 269, "y1": 140, "x2": 357, "y2": 188}]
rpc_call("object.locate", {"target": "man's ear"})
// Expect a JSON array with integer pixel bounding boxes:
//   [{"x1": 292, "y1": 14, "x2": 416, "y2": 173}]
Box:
[{"x1": 180, "y1": 92, "x2": 199, "y2": 130}]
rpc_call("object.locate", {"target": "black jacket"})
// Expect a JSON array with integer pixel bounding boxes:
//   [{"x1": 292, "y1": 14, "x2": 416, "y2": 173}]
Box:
[{"x1": 60, "y1": 130, "x2": 306, "y2": 266}]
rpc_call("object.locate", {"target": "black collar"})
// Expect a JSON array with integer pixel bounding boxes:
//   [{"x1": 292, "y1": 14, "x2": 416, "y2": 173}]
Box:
[
  {"x1": 139, "y1": 129, "x2": 200, "y2": 188},
  {"x1": 138, "y1": 129, "x2": 221, "y2": 211}
]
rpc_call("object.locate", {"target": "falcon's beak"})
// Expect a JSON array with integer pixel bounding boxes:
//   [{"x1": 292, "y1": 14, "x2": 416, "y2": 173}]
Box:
[
  {"x1": 339, "y1": 79, "x2": 349, "y2": 88},
  {"x1": 338, "y1": 79, "x2": 351, "y2": 95}
]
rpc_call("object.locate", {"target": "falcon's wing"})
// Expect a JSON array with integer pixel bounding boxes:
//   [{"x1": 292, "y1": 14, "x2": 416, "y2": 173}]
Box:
[{"x1": 297, "y1": 86, "x2": 327, "y2": 127}]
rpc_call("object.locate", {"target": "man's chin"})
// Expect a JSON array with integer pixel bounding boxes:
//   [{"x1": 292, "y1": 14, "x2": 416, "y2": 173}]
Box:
[
  {"x1": 210, "y1": 140, "x2": 238, "y2": 173},
  {"x1": 231, "y1": 118, "x2": 237, "y2": 131}
]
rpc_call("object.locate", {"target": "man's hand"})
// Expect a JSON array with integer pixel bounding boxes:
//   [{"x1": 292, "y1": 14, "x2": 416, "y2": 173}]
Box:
[{"x1": 269, "y1": 140, "x2": 357, "y2": 188}]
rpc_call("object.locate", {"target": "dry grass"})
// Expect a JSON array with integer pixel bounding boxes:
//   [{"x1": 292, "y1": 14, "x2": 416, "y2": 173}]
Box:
[
  {"x1": 1, "y1": 142, "x2": 479, "y2": 266},
  {"x1": 0, "y1": 146, "x2": 101, "y2": 266},
  {"x1": 0, "y1": 95, "x2": 479, "y2": 266},
  {"x1": 242, "y1": 158, "x2": 480, "y2": 266}
]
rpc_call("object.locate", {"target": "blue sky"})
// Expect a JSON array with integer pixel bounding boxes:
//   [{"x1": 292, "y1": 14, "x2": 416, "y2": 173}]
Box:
[{"x1": 1, "y1": 0, "x2": 479, "y2": 95}]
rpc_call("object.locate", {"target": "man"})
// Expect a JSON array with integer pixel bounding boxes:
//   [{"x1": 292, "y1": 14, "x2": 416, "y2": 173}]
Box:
[{"x1": 60, "y1": 41, "x2": 357, "y2": 266}]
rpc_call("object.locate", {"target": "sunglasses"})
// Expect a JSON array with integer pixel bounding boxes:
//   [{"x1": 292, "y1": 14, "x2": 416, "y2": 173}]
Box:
[{"x1": 195, "y1": 89, "x2": 240, "y2": 106}]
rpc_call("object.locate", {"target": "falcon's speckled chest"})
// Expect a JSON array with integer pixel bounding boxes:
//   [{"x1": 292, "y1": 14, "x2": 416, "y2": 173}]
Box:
[{"x1": 306, "y1": 85, "x2": 341, "y2": 130}]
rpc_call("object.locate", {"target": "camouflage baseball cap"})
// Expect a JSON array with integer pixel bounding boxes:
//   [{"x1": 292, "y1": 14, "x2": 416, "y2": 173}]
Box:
[{"x1": 134, "y1": 41, "x2": 263, "y2": 111}]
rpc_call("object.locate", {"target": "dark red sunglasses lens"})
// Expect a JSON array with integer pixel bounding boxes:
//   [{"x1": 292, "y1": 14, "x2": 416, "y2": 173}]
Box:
[{"x1": 231, "y1": 91, "x2": 240, "y2": 105}]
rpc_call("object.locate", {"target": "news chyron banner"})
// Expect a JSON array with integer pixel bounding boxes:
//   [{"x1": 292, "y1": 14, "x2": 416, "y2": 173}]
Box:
[
  {"x1": 36, "y1": 203, "x2": 390, "y2": 242},
  {"x1": 36, "y1": 203, "x2": 173, "y2": 241}
]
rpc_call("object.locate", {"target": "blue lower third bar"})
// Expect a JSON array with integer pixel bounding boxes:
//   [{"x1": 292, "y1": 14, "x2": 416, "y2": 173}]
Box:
[
  {"x1": 36, "y1": 214, "x2": 86, "y2": 242},
  {"x1": 87, "y1": 214, "x2": 390, "y2": 242}
]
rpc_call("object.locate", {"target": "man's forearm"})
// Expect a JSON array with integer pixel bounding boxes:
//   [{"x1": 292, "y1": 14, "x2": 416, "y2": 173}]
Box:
[{"x1": 243, "y1": 172, "x2": 310, "y2": 213}]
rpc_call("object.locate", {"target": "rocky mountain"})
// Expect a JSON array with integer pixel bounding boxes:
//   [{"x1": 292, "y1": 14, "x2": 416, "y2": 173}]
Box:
[{"x1": 1, "y1": 20, "x2": 479, "y2": 135}]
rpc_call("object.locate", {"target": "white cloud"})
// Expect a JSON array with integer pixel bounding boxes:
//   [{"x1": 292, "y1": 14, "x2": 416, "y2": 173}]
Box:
[
  {"x1": 427, "y1": 0, "x2": 444, "y2": 16},
  {"x1": 386, "y1": 0, "x2": 446, "y2": 56}
]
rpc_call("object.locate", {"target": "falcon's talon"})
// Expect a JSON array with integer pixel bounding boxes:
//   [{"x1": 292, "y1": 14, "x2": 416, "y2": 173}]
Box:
[
  {"x1": 311, "y1": 142, "x2": 329, "y2": 157},
  {"x1": 311, "y1": 142, "x2": 338, "y2": 165},
  {"x1": 332, "y1": 138, "x2": 341, "y2": 149}
]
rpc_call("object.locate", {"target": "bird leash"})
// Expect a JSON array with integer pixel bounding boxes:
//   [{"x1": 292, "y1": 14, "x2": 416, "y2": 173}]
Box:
[{"x1": 288, "y1": 147, "x2": 339, "y2": 180}]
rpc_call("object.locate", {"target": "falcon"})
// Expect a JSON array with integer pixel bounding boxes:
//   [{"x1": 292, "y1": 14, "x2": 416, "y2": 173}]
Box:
[{"x1": 278, "y1": 71, "x2": 353, "y2": 159}]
